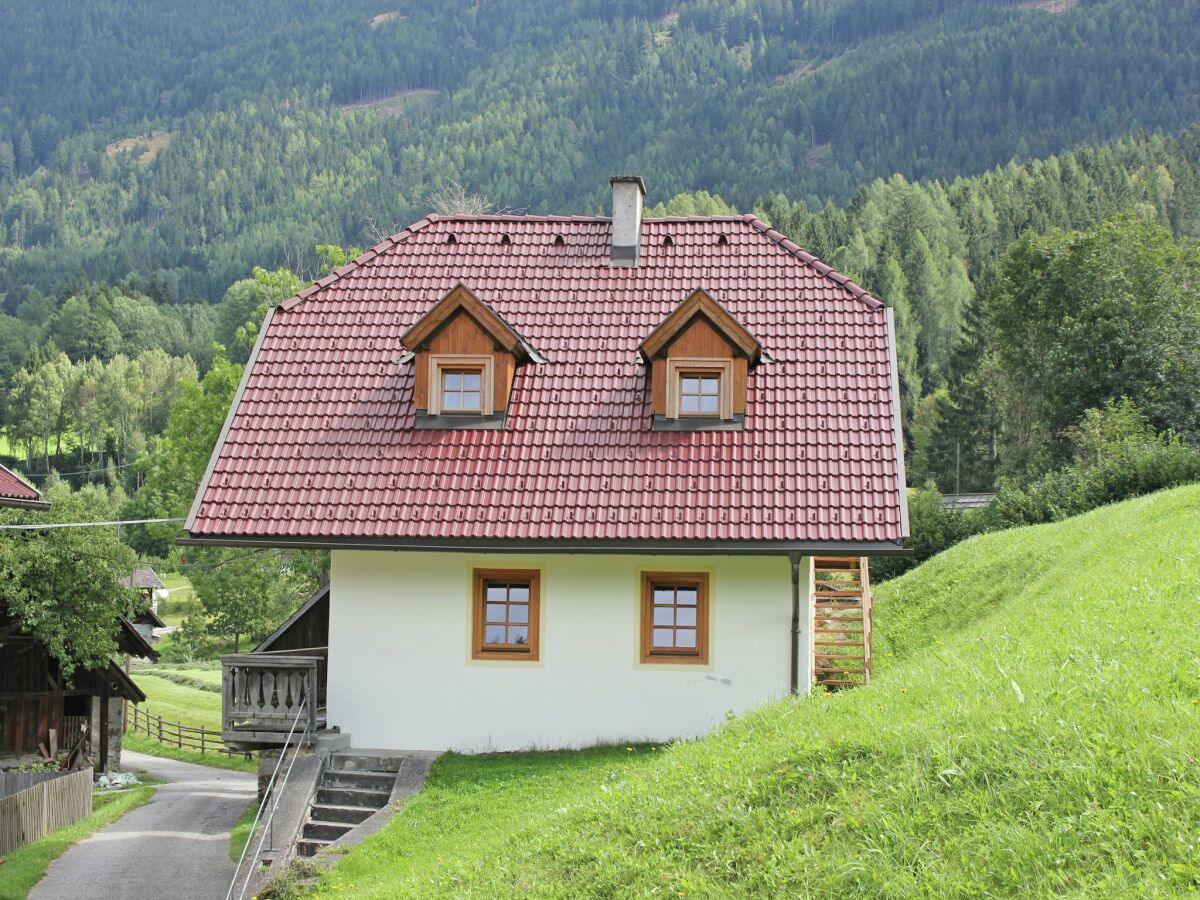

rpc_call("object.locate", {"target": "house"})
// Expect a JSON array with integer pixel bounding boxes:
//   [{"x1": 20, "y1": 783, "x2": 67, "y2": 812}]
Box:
[
  {"x1": 0, "y1": 464, "x2": 154, "y2": 772},
  {"x1": 0, "y1": 605, "x2": 156, "y2": 772},
  {"x1": 119, "y1": 566, "x2": 167, "y2": 639},
  {"x1": 0, "y1": 464, "x2": 49, "y2": 511},
  {"x1": 185, "y1": 177, "x2": 909, "y2": 753}
]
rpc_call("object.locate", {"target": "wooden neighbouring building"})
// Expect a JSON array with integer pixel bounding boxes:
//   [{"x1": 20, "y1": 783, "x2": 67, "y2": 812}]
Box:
[{"x1": 0, "y1": 605, "x2": 156, "y2": 772}]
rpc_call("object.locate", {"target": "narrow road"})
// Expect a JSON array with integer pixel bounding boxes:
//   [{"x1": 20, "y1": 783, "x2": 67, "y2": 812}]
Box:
[{"x1": 30, "y1": 751, "x2": 257, "y2": 900}]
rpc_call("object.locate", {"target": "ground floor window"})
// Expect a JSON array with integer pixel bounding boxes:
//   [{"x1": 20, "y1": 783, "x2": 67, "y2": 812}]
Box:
[
  {"x1": 473, "y1": 569, "x2": 541, "y2": 660},
  {"x1": 641, "y1": 572, "x2": 709, "y2": 664}
]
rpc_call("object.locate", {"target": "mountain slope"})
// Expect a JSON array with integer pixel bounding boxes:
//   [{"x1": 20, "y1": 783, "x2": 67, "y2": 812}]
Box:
[
  {"x1": 309, "y1": 484, "x2": 1200, "y2": 897},
  {"x1": 3, "y1": 0, "x2": 1200, "y2": 301}
]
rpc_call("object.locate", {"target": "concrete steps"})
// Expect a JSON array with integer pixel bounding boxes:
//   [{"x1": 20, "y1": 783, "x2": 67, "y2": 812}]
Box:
[{"x1": 295, "y1": 752, "x2": 403, "y2": 857}]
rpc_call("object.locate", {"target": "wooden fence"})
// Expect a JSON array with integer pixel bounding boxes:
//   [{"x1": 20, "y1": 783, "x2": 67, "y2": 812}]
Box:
[
  {"x1": 128, "y1": 706, "x2": 249, "y2": 759},
  {"x1": 0, "y1": 767, "x2": 92, "y2": 854}
]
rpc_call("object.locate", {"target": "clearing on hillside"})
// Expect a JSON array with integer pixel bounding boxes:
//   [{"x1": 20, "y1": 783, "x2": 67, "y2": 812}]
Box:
[
  {"x1": 339, "y1": 89, "x2": 440, "y2": 118},
  {"x1": 369, "y1": 10, "x2": 405, "y2": 29},
  {"x1": 1016, "y1": 0, "x2": 1080, "y2": 11},
  {"x1": 307, "y1": 485, "x2": 1200, "y2": 898},
  {"x1": 104, "y1": 130, "x2": 175, "y2": 164}
]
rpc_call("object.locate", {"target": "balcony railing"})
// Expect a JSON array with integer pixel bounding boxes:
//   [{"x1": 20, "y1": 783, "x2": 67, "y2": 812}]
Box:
[{"x1": 221, "y1": 651, "x2": 326, "y2": 747}]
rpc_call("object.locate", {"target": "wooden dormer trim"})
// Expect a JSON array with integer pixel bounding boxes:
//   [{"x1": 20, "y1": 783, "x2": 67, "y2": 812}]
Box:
[
  {"x1": 400, "y1": 283, "x2": 542, "y2": 362},
  {"x1": 639, "y1": 288, "x2": 762, "y2": 364},
  {"x1": 403, "y1": 284, "x2": 542, "y2": 428}
]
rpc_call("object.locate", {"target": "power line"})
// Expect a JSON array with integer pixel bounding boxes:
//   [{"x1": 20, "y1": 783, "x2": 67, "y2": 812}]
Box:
[{"x1": 0, "y1": 517, "x2": 184, "y2": 531}]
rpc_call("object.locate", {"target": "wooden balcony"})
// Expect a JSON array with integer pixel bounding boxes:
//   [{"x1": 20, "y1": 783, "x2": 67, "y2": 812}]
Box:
[{"x1": 221, "y1": 651, "x2": 327, "y2": 748}]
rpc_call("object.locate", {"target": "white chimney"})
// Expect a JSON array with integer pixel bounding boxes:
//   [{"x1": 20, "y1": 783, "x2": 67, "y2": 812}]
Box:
[{"x1": 609, "y1": 175, "x2": 646, "y2": 268}]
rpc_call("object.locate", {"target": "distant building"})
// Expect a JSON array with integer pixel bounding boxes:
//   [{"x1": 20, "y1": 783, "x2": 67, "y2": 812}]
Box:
[{"x1": 940, "y1": 492, "x2": 996, "y2": 512}]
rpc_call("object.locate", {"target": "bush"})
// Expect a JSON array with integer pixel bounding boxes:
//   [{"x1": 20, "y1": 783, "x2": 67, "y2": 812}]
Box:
[{"x1": 875, "y1": 402, "x2": 1200, "y2": 580}]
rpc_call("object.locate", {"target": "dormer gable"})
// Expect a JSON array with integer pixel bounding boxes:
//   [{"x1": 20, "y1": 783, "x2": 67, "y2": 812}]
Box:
[
  {"x1": 401, "y1": 283, "x2": 542, "y2": 429},
  {"x1": 640, "y1": 288, "x2": 764, "y2": 431}
]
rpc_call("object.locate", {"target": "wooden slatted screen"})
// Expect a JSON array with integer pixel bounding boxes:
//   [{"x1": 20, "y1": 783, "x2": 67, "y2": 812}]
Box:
[{"x1": 812, "y1": 556, "x2": 872, "y2": 690}]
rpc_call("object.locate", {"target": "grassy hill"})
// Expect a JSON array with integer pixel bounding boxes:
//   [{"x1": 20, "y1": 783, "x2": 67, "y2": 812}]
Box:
[{"x1": 306, "y1": 484, "x2": 1200, "y2": 897}]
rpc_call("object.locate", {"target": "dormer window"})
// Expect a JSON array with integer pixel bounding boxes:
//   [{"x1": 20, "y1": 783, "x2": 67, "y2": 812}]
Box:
[
  {"x1": 429, "y1": 355, "x2": 494, "y2": 416},
  {"x1": 400, "y1": 283, "x2": 544, "y2": 429},
  {"x1": 668, "y1": 359, "x2": 733, "y2": 420},
  {"x1": 639, "y1": 288, "x2": 765, "y2": 432}
]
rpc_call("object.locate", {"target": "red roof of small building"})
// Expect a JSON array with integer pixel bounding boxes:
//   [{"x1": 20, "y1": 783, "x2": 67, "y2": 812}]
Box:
[
  {"x1": 0, "y1": 464, "x2": 46, "y2": 509},
  {"x1": 186, "y1": 214, "x2": 909, "y2": 552}
]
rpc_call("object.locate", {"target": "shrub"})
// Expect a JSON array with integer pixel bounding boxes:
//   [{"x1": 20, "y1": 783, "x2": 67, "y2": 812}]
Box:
[{"x1": 875, "y1": 401, "x2": 1200, "y2": 580}]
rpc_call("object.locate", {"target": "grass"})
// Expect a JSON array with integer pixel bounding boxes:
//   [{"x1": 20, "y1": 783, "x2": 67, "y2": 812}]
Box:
[
  {"x1": 306, "y1": 484, "x2": 1200, "y2": 897},
  {"x1": 122, "y1": 733, "x2": 256, "y2": 773},
  {"x1": 134, "y1": 673, "x2": 223, "y2": 730},
  {"x1": 125, "y1": 668, "x2": 256, "y2": 772},
  {"x1": 230, "y1": 798, "x2": 262, "y2": 862},
  {"x1": 0, "y1": 780, "x2": 159, "y2": 899},
  {"x1": 303, "y1": 748, "x2": 660, "y2": 897}
]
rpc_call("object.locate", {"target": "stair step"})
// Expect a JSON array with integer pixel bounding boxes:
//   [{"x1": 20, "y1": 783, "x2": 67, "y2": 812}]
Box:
[
  {"x1": 310, "y1": 803, "x2": 376, "y2": 825},
  {"x1": 321, "y1": 769, "x2": 396, "y2": 790},
  {"x1": 304, "y1": 820, "x2": 355, "y2": 842},
  {"x1": 296, "y1": 838, "x2": 332, "y2": 858},
  {"x1": 331, "y1": 753, "x2": 405, "y2": 773},
  {"x1": 315, "y1": 785, "x2": 392, "y2": 808},
  {"x1": 814, "y1": 640, "x2": 863, "y2": 646},
  {"x1": 814, "y1": 654, "x2": 866, "y2": 660},
  {"x1": 814, "y1": 667, "x2": 867, "y2": 674}
]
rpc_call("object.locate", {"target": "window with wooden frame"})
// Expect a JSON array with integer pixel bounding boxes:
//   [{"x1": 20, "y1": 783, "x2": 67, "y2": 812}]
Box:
[
  {"x1": 640, "y1": 572, "x2": 709, "y2": 664},
  {"x1": 429, "y1": 355, "x2": 494, "y2": 416},
  {"x1": 473, "y1": 569, "x2": 540, "y2": 660},
  {"x1": 665, "y1": 358, "x2": 733, "y2": 420}
]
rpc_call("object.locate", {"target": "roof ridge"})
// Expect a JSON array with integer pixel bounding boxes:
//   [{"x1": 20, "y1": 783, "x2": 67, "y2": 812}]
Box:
[{"x1": 740, "y1": 214, "x2": 884, "y2": 311}]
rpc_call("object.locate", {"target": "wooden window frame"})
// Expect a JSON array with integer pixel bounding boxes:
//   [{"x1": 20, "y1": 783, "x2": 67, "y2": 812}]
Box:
[
  {"x1": 472, "y1": 568, "x2": 541, "y2": 661},
  {"x1": 640, "y1": 572, "x2": 710, "y2": 664},
  {"x1": 665, "y1": 358, "x2": 733, "y2": 420},
  {"x1": 429, "y1": 354, "x2": 494, "y2": 416}
]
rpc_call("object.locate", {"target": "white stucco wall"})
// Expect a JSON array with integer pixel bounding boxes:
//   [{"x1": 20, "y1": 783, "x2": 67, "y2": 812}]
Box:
[{"x1": 327, "y1": 551, "x2": 810, "y2": 752}]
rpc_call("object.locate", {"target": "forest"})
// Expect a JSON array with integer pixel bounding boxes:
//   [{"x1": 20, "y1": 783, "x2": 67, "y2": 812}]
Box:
[
  {"x1": 2, "y1": 0, "x2": 1199, "y2": 301},
  {"x1": 1, "y1": 0, "x2": 1199, "y2": 658}
]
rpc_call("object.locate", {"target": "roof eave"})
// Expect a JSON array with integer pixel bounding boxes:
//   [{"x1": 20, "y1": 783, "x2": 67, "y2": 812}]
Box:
[{"x1": 179, "y1": 534, "x2": 912, "y2": 556}]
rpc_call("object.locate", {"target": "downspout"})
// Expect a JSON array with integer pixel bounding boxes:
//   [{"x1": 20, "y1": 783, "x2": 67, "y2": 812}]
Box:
[{"x1": 789, "y1": 553, "x2": 802, "y2": 694}]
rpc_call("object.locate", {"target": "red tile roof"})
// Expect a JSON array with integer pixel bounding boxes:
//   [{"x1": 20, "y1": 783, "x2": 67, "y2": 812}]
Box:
[
  {"x1": 186, "y1": 214, "x2": 908, "y2": 551},
  {"x1": 0, "y1": 464, "x2": 45, "y2": 508}
]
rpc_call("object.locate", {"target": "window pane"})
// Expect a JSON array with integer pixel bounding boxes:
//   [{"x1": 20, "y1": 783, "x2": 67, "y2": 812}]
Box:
[
  {"x1": 461, "y1": 391, "x2": 480, "y2": 410},
  {"x1": 652, "y1": 628, "x2": 675, "y2": 648},
  {"x1": 463, "y1": 372, "x2": 481, "y2": 391},
  {"x1": 681, "y1": 377, "x2": 699, "y2": 394},
  {"x1": 509, "y1": 586, "x2": 529, "y2": 603},
  {"x1": 676, "y1": 607, "x2": 696, "y2": 627},
  {"x1": 675, "y1": 628, "x2": 697, "y2": 648},
  {"x1": 653, "y1": 588, "x2": 674, "y2": 604},
  {"x1": 444, "y1": 372, "x2": 462, "y2": 390},
  {"x1": 485, "y1": 603, "x2": 507, "y2": 623},
  {"x1": 509, "y1": 603, "x2": 529, "y2": 624},
  {"x1": 701, "y1": 377, "x2": 720, "y2": 395},
  {"x1": 699, "y1": 394, "x2": 719, "y2": 414},
  {"x1": 508, "y1": 626, "x2": 529, "y2": 645},
  {"x1": 484, "y1": 624, "x2": 506, "y2": 644},
  {"x1": 677, "y1": 588, "x2": 698, "y2": 606},
  {"x1": 653, "y1": 606, "x2": 674, "y2": 627},
  {"x1": 486, "y1": 585, "x2": 508, "y2": 602},
  {"x1": 681, "y1": 394, "x2": 699, "y2": 413},
  {"x1": 443, "y1": 391, "x2": 462, "y2": 410}
]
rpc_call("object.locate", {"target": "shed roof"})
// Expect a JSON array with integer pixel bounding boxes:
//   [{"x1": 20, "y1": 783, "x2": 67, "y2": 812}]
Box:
[
  {"x1": 120, "y1": 567, "x2": 165, "y2": 591},
  {"x1": 185, "y1": 214, "x2": 909, "y2": 552}
]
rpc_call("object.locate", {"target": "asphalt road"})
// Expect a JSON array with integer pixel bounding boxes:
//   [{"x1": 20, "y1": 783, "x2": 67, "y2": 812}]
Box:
[{"x1": 30, "y1": 751, "x2": 257, "y2": 900}]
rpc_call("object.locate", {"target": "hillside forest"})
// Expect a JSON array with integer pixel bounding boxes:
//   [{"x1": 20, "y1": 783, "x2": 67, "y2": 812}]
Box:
[{"x1": 1, "y1": 0, "x2": 1199, "y2": 663}]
